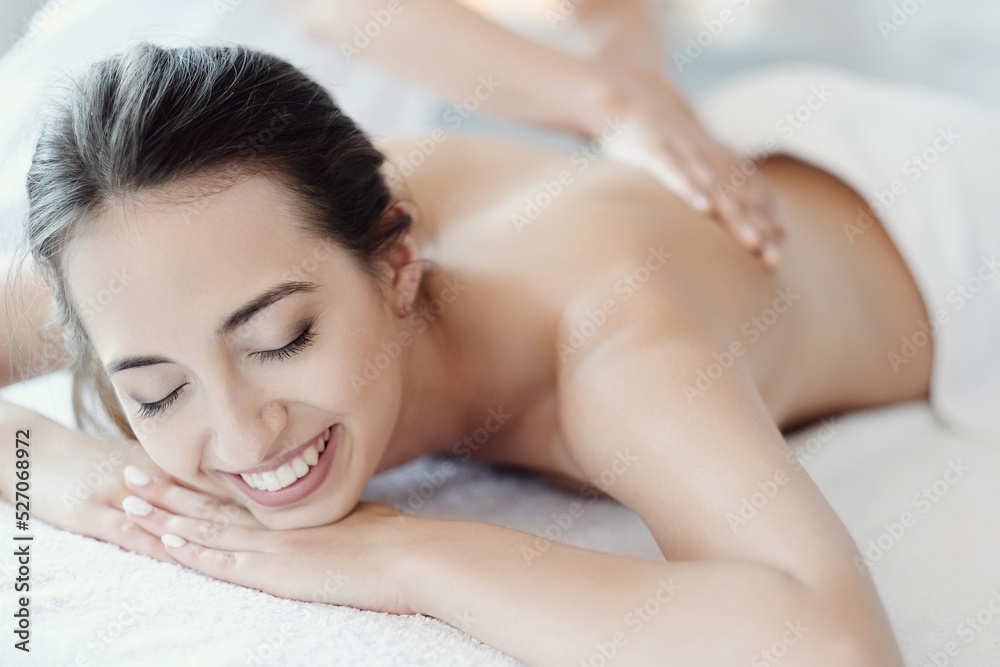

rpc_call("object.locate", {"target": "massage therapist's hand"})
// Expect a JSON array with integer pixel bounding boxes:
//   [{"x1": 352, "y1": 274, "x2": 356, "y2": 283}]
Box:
[
  {"x1": 121, "y1": 495, "x2": 417, "y2": 614},
  {"x1": 592, "y1": 60, "x2": 786, "y2": 267}
]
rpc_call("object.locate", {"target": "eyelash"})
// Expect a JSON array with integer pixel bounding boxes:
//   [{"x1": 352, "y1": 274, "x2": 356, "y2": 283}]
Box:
[{"x1": 134, "y1": 323, "x2": 317, "y2": 419}]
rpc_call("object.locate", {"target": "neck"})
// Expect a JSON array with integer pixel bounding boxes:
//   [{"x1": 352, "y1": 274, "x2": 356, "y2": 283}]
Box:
[{"x1": 375, "y1": 267, "x2": 483, "y2": 474}]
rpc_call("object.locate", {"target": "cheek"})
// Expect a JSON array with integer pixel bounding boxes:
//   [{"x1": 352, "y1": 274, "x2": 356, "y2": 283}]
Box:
[{"x1": 134, "y1": 428, "x2": 203, "y2": 483}]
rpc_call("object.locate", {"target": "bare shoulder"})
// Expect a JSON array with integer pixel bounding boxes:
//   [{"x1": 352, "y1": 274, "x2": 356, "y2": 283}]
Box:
[{"x1": 372, "y1": 130, "x2": 571, "y2": 231}]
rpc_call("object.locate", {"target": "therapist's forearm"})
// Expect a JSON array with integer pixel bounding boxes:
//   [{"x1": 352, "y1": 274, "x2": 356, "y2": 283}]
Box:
[
  {"x1": 303, "y1": 0, "x2": 615, "y2": 137},
  {"x1": 571, "y1": 0, "x2": 670, "y2": 73}
]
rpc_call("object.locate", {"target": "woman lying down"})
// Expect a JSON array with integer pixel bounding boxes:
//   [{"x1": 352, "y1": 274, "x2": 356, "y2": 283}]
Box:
[{"x1": 2, "y1": 40, "x2": 1000, "y2": 667}]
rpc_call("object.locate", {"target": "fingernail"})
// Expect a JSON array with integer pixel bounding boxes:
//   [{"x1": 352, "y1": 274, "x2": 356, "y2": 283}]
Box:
[
  {"x1": 691, "y1": 193, "x2": 710, "y2": 212},
  {"x1": 739, "y1": 223, "x2": 760, "y2": 245},
  {"x1": 122, "y1": 495, "x2": 153, "y2": 517},
  {"x1": 161, "y1": 533, "x2": 186, "y2": 548},
  {"x1": 123, "y1": 465, "x2": 151, "y2": 486},
  {"x1": 762, "y1": 243, "x2": 781, "y2": 266}
]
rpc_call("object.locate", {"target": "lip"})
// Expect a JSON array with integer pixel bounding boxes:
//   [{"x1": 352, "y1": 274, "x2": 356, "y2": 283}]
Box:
[
  {"x1": 220, "y1": 424, "x2": 339, "y2": 508},
  {"x1": 228, "y1": 427, "x2": 330, "y2": 476}
]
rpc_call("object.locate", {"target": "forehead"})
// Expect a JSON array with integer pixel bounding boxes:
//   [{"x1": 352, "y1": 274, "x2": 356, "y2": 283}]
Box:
[{"x1": 63, "y1": 172, "x2": 333, "y2": 358}]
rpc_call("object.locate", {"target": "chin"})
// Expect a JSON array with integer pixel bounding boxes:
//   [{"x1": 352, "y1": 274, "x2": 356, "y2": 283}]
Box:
[{"x1": 251, "y1": 496, "x2": 356, "y2": 530}]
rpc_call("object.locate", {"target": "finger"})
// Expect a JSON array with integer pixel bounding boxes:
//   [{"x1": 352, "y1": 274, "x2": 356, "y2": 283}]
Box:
[
  {"x1": 641, "y1": 149, "x2": 708, "y2": 212},
  {"x1": 737, "y1": 189, "x2": 782, "y2": 268},
  {"x1": 123, "y1": 464, "x2": 261, "y2": 528},
  {"x1": 750, "y1": 176, "x2": 787, "y2": 242},
  {"x1": 121, "y1": 495, "x2": 265, "y2": 552},
  {"x1": 658, "y1": 136, "x2": 715, "y2": 213},
  {"x1": 713, "y1": 186, "x2": 764, "y2": 251},
  {"x1": 89, "y1": 504, "x2": 182, "y2": 565},
  {"x1": 159, "y1": 533, "x2": 269, "y2": 593},
  {"x1": 736, "y1": 173, "x2": 784, "y2": 244}
]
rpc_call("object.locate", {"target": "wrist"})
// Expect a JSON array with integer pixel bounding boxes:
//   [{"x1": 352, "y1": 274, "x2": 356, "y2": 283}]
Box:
[
  {"x1": 571, "y1": 60, "x2": 631, "y2": 141},
  {"x1": 392, "y1": 513, "x2": 444, "y2": 616}
]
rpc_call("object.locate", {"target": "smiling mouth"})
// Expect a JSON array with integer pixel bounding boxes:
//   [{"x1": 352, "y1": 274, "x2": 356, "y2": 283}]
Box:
[{"x1": 237, "y1": 426, "x2": 332, "y2": 492}]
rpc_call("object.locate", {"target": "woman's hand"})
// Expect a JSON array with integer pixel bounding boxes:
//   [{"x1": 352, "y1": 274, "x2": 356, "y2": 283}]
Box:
[
  {"x1": 591, "y1": 60, "x2": 786, "y2": 267},
  {"x1": 0, "y1": 411, "x2": 257, "y2": 565},
  {"x1": 120, "y1": 476, "x2": 419, "y2": 614}
]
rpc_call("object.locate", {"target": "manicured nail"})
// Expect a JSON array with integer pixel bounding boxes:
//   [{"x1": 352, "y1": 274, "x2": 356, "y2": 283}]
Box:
[
  {"x1": 161, "y1": 533, "x2": 186, "y2": 548},
  {"x1": 762, "y1": 243, "x2": 781, "y2": 267},
  {"x1": 739, "y1": 223, "x2": 760, "y2": 246},
  {"x1": 123, "y1": 465, "x2": 151, "y2": 486},
  {"x1": 691, "y1": 193, "x2": 710, "y2": 212},
  {"x1": 122, "y1": 495, "x2": 153, "y2": 517}
]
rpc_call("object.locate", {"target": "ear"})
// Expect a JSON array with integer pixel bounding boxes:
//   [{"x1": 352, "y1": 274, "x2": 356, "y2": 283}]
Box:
[{"x1": 380, "y1": 203, "x2": 423, "y2": 316}]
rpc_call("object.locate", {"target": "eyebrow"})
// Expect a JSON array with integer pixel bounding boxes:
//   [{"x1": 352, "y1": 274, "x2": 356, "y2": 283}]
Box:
[{"x1": 103, "y1": 281, "x2": 320, "y2": 376}]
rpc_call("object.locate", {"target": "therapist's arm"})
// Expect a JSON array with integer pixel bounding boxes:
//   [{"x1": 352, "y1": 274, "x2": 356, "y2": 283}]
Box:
[
  {"x1": 272, "y1": 0, "x2": 784, "y2": 265},
  {"x1": 273, "y1": 0, "x2": 613, "y2": 138},
  {"x1": 570, "y1": 0, "x2": 670, "y2": 71}
]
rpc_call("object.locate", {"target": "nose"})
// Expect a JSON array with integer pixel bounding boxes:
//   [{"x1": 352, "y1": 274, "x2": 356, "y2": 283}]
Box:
[{"x1": 208, "y1": 378, "x2": 286, "y2": 470}]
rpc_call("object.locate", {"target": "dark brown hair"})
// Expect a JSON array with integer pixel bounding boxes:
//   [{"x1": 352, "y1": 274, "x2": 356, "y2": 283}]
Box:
[{"x1": 16, "y1": 42, "x2": 422, "y2": 441}]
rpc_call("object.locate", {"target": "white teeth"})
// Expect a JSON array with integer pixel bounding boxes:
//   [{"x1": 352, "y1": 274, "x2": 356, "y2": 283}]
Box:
[
  {"x1": 275, "y1": 463, "x2": 297, "y2": 487},
  {"x1": 303, "y1": 445, "x2": 319, "y2": 466},
  {"x1": 240, "y1": 430, "x2": 330, "y2": 491},
  {"x1": 261, "y1": 470, "x2": 281, "y2": 491}
]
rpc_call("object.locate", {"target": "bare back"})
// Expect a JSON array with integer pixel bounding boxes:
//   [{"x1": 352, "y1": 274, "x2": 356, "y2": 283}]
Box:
[{"x1": 374, "y1": 132, "x2": 932, "y2": 482}]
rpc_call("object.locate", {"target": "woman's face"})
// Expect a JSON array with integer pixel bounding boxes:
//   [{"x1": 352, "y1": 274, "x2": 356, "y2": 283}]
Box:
[{"x1": 64, "y1": 172, "x2": 414, "y2": 529}]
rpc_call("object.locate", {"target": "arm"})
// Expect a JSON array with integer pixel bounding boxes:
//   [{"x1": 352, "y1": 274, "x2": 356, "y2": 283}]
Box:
[
  {"x1": 402, "y1": 283, "x2": 901, "y2": 665},
  {"x1": 274, "y1": 0, "x2": 611, "y2": 137},
  {"x1": 571, "y1": 0, "x2": 670, "y2": 70},
  {"x1": 1, "y1": 253, "x2": 69, "y2": 388},
  {"x1": 280, "y1": 0, "x2": 785, "y2": 264}
]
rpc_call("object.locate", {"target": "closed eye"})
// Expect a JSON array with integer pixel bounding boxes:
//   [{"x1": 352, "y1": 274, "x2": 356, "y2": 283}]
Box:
[
  {"x1": 251, "y1": 321, "x2": 316, "y2": 363},
  {"x1": 134, "y1": 321, "x2": 317, "y2": 419}
]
